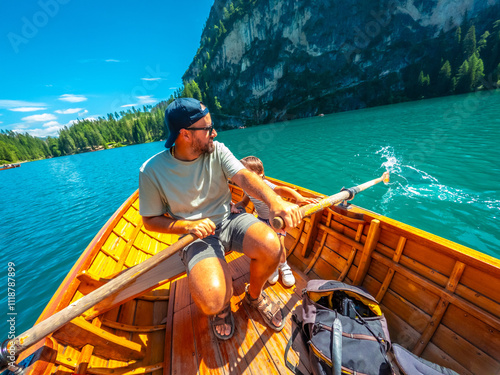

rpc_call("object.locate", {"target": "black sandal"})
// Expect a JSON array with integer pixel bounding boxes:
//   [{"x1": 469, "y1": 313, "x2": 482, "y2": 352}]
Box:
[{"x1": 210, "y1": 303, "x2": 235, "y2": 340}]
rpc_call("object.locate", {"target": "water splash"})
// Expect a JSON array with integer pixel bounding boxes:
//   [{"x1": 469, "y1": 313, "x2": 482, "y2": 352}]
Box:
[{"x1": 376, "y1": 146, "x2": 500, "y2": 210}]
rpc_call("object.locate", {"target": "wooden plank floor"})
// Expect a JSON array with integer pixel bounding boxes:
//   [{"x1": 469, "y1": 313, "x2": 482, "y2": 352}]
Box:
[{"x1": 166, "y1": 252, "x2": 312, "y2": 375}]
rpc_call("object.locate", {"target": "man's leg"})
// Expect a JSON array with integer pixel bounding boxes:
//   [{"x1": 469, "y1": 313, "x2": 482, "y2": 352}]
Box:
[
  {"x1": 189, "y1": 257, "x2": 233, "y2": 314},
  {"x1": 241, "y1": 221, "x2": 283, "y2": 327},
  {"x1": 188, "y1": 257, "x2": 233, "y2": 336}
]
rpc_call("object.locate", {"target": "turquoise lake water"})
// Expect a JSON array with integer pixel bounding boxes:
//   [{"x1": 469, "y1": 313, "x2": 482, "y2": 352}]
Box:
[{"x1": 1, "y1": 90, "x2": 499, "y2": 338}]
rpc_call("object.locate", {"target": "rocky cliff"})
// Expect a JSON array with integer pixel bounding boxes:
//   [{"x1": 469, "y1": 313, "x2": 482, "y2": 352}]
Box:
[{"x1": 183, "y1": 0, "x2": 500, "y2": 127}]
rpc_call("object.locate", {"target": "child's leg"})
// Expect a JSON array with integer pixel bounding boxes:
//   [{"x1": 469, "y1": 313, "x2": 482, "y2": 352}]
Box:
[
  {"x1": 279, "y1": 236, "x2": 287, "y2": 263},
  {"x1": 278, "y1": 235, "x2": 295, "y2": 286}
]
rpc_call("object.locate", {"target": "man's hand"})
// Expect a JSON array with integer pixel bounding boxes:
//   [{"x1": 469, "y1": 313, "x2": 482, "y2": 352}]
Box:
[
  {"x1": 142, "y1": 215, "x2": 216, "y2": 238},
  {"x1": 185, "y1": 218, "x2": 216, "y2": 239},
  {"x1": 269, "y1": 197, "x2": 301, "y2": 230},
  {"x1": 296, "y1": 196, "x2": 320, "y2": 206}
]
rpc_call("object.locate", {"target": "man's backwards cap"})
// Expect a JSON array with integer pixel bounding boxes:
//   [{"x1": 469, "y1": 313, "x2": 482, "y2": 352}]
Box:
[{"x1": 164, "y1": 98, "x2": 209, "y2": 148}]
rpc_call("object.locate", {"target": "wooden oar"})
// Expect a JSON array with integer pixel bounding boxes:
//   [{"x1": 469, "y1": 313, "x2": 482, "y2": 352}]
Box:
[
  {"x1": 272, "y1": 172, "x2": 390, "y2": 230},
  {"x1": 0, "y1": 233, "x2": 197, "y2": 364}
]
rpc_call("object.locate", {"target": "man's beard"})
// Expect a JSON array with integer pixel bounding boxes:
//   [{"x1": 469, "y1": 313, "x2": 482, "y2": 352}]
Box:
[{"x1": 192, "y1": 137, "x2": 215, "y2": 155}]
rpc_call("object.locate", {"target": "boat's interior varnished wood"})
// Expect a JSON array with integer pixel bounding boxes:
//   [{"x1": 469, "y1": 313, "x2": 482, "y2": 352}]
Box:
[
  {"x1": 167, "y1": 252, "x2": 311, "y2": 375},
  {"x1": 21, "y1": 181, "x2": 500, "y2": 375},
  {"x1": 248, "y1": 179, "x2": 500, "y2": 374}
]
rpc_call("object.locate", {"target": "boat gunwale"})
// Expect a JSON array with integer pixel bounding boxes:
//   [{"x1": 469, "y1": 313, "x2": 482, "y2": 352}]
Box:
[
  {"x1": 29, "y1": 190, "x2": 140, "y2": 338},
  {"x1": 264, "y1": 176, "x2": 500, "y2": 274}
]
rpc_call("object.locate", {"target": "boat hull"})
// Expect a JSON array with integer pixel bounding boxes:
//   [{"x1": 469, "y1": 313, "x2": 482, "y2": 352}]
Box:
[{"x1": 10, "y1": 178, "x2": 500, "y2": 375}]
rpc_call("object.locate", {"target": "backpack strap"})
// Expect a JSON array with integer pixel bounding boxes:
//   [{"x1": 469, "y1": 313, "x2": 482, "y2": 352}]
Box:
[
  {"x1": 332, "y1": 317, "x2": 342, "y2": 375},
  {"x1": 285, "y1": 315, "x2": 307, "y2": 375}
]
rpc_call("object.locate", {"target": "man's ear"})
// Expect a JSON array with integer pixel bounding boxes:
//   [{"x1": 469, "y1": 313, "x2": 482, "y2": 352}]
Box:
[{"x1": 179, "y1": 128, "x2": 191, "y2": 141}]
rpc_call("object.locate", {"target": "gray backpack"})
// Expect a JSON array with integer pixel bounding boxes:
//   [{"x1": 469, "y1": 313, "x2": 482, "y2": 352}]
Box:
[{"x1": 285, "y1": 280, "x2": 459, "y2": 375}]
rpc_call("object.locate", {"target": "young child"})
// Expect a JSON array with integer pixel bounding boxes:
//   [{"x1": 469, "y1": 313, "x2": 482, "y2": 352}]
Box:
[{"x1": 232, "y1": 156, "x2": 318, "y2": 287}]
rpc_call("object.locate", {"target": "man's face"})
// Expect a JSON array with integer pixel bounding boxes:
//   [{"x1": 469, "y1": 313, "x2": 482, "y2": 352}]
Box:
[{"x1": 188, "y1": 113, "x2": 217, "y2": 155}]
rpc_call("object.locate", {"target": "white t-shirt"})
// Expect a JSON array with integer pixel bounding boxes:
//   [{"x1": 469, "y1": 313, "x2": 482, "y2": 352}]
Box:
[
  {"x1": 247, "y1": 179, "x2": 276, "y2": 220},
  {"x1": 139, "y1": 141, "x2": 245, "y2": 225}
]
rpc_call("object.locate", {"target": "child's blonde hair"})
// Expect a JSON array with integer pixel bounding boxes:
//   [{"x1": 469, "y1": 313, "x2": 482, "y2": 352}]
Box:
[{"x1": 240, "y1": 156, "x2": 264, "y2": 175}]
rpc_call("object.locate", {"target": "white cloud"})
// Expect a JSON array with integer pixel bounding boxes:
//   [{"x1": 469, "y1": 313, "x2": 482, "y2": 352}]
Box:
[
  {"x1": 0, "y1": 100, "x2": 47, "y2": 108},
  {"x1": 9, "y1": 107, "x2": 47, "y2": 112},
  {"x1": 78, "y1": 109, "x2": 88, "y2": 116},
  {"x1": 14, "y1": 121, "x2": 69, "y2": 137},
  {"x1": 11, "y1": 124, "x2": 29, "y2": 132},
  {"x1": 141, "y1": 77, "x2": 162, "y2": 81},
  {"x1": 105, "y1": 59, "x2": 120, "y2": 63},
  {"x1": 22, "y1": 113, "x2": 57, "y2": 122},
  {"x1": 137, "y1": 95, "x2": 156, "y2": 104},
  {"x1": 43, "y1": 121, "x2": 60, "y2": 127},
  {"x1": 29, "y1": 125, "x2": 64, "y2": 137},
  {"x1": 55, "y1": 108, "x2": 84, "y2": 114},
  {"x1": 121, "y1": 95, "x2": 157, "y2": 108},
  {"x1": 59, "y1": 94, "x2": 88, "y2": 103}
]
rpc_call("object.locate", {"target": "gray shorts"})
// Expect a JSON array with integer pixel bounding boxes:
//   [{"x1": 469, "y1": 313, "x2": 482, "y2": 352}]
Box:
[{"x1": 180, "y1": 212, "x2": 261, "y2": 273}]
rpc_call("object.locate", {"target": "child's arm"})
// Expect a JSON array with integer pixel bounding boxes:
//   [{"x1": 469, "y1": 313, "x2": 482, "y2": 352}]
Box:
[
  {"x1": 231, "y1": 194, "x2": 250, "y2": 213},
  {"x1": 274, "y1": 186, "x2": 319, "y2": 206}
]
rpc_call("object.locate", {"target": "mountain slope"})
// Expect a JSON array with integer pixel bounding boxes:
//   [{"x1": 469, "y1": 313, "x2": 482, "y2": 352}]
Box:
[{"x1": 184, "y1": 0, "x2": 500, "y2": 127}]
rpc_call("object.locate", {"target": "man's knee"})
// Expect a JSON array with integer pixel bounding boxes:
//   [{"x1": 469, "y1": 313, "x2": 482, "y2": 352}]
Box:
[
  {"x1": 190, "y1": 279, "x2": 230, "y2": 315},
  {"x1": 199, "y1": 294, "x2": 227, "y2": 315},
  {"x1": 189, "y1": 259, "x2": 231, "y2": 315},
  {"x1": 257, "y1": 228, "x2": 282, "y2": 261}
]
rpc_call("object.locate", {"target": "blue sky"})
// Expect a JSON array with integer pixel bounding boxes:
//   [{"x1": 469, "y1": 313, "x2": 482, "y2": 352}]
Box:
[{"x1": 0, "y1": 0, "x2": 214, "y2": 137}]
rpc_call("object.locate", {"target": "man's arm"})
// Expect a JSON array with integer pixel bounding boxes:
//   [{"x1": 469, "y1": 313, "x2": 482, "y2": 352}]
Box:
[
  {"x1": 142, "y1": 216, "x2": 215, "y2": 239},
  {"x1": 274, "y1": 186, "x2": 319, "y2": 206},
  {"x1": 231, "y1": 169, "x2": 301, "y2": 229}
]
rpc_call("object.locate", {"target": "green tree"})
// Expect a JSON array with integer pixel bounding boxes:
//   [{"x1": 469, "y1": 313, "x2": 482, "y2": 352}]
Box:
[
  {"x1": 455, "y1": 53, "x2": 485, "y2": 92},
  {"x1": 58, "y1": 130, "x2": 77, "y2": 155},
  {"x1": 132, "y1": 120, "x2": 147, "y2": 144},
  {"x1": 455, "y1": 60, "x2": 470, "y2": 93},
  {"x1": 416, "y1": 71, "x2": 430, "y2": 97},
  {"x1": 455, "y1": 26, "x2": 462, "y2": 44},
  {"x1": 478, "y1": 31, "x2": 490, "y2": 51},
  {"x1": 463, "y1": 25, "x2": 476, "y2": 58},
  {"x1": 214, "y1": 96, "x2": 222, "y2": 112},
  {"x1": 47, "y1": 137, "x2": 60, "y2": 157},
  {"x1": 0, "y1": 144, "x2": 15, "y2": 162},
  {"x1": 437, "y1": 60, "x2": 453, "y2": 94}
]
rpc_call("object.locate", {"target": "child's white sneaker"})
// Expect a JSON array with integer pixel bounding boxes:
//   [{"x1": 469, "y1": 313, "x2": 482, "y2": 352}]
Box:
[
  {"x1": 268, "y1": 267, "x2": 279, "y2": 285},
  {"x1": 279, "y1": 262, "x2": 295, "y2": 287}
]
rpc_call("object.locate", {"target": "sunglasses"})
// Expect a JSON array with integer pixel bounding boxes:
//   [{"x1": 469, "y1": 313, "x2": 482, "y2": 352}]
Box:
[{"x1": 186, "y1": 125, "x2": 214, "y2": 136}]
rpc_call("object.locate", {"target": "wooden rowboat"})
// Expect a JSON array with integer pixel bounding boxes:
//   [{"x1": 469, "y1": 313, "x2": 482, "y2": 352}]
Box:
[{"x1": 6, "y1": 177, "x2": 500, "y2": 375}]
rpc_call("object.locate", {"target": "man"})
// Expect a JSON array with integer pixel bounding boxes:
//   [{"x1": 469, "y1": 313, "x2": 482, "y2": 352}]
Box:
[{"x1": 139, "y1": 98, "x2": 301, "y2": 340}]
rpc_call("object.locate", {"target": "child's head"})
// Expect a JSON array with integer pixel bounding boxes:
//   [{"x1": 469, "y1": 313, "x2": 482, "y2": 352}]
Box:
[{"x1": 240, "y1": 156, "x2": 264, "y2": 176}]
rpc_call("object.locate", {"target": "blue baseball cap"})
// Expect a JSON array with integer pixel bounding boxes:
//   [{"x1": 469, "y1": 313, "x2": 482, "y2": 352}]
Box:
[{"x1": 164, "y1": 98, "x2": 210, "y2": 148}]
